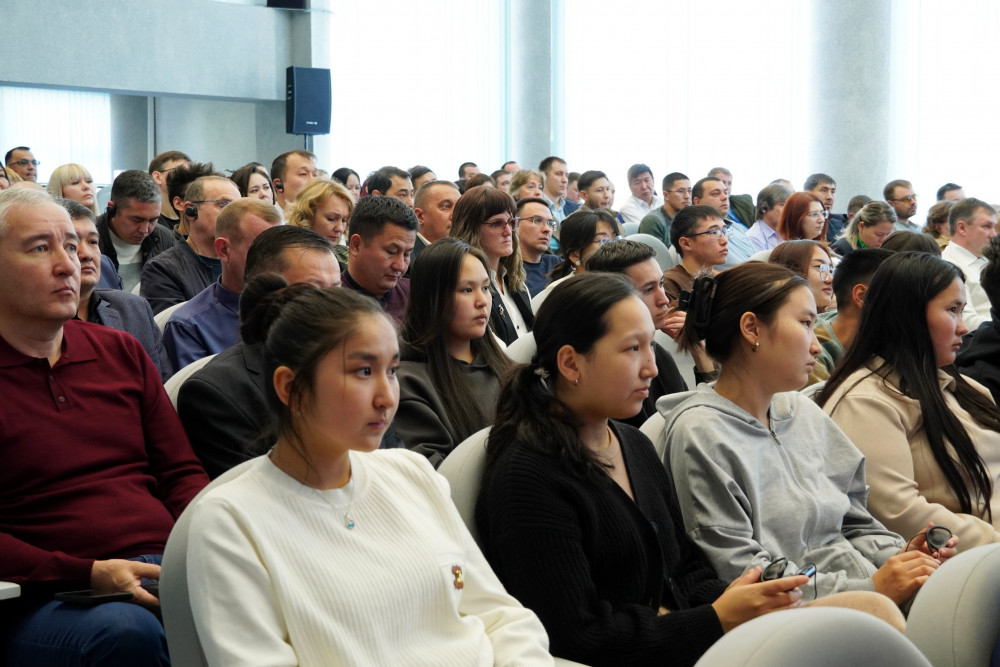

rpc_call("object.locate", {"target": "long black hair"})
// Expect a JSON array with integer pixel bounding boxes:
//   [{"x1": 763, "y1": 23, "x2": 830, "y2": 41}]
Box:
[
  {"x1": 400, "y1": 238, "x2": 512, "y2": 442},
  {"x1": 485, "y1": 272, "x2": 636, "y2": 480},
  {"x1": 817, "y1": 252, "x2": 1000, "y2": 519}
]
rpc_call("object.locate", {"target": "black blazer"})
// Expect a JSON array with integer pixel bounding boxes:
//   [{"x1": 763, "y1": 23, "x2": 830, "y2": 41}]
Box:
[{"x1": 489, "y1": 276, "x2": 534, "y2": 345}]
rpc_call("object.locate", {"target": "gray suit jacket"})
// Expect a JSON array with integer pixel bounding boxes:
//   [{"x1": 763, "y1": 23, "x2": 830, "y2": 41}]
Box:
[{"x1": 89, "y1": 289, "x2": 171, "y2": 380}]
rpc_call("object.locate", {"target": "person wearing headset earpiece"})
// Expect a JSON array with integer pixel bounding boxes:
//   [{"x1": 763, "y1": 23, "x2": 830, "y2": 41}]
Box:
[
  {"x1": 95, "y1": 170, "x2": 177, "y2": 293},
  {"x1": 270, "y1": 149, "x2": 318, "y2": 211}
]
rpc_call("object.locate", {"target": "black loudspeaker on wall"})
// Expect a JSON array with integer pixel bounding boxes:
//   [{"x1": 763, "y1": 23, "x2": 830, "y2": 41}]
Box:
[
  {"x1": 286, "y1": 66, "x2": 331, "y2": 135},
  {"x1": 267, "y1": 0, "x2": 307, "y2": 9}
]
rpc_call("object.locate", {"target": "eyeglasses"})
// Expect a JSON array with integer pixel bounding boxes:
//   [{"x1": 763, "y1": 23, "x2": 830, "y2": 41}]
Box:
[
  {"x1": 667, "y1": 188, "x2": 693, "y2": 195},
  {"x1": 888, "y1": 194, "x2": 918, "y2": 204},
  {"x1": 811, "y1": 263, "x2": 834, "y2": 280},
  {"x1": 193, "y1": 199, "x2": 233, "y2": 210},
  {"x1": 686, "y1": 226, "x2": 730, "y2": 240},
  {"x1": 804, "y1": 209, "x2": 830, "y2": 220},
  {"x1": 518, "y1": 215, "x2": 556, "y2": 230},
  {"x1": 596, "y1": 235, "x2": 625, "y2": 246},
  {"x1": 8, "y1": 159, "x2": 40, "y2": 168},
  {"x1": 481, "y1": 217, "x2": 519, "y2": 232}
]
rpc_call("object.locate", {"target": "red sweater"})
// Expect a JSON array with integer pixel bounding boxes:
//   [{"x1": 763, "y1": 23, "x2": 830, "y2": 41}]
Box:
[{"x1": 0, "y1": 320, "x2": 209, "y2": 587}]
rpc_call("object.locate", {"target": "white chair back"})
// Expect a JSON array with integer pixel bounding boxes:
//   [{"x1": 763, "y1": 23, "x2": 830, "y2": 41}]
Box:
[
  {"x1": 629, "y1": 233, "x2": 677, "y2": 271},
  {"x1": 154, "y1": 301, "x2": 187, "y2": 334},
  {"x1": 164, "y1": 354, "x2": 217, "y2": 409},
  {"x1": 436, "y1": 426, "x2": 491, "y2": 543}
]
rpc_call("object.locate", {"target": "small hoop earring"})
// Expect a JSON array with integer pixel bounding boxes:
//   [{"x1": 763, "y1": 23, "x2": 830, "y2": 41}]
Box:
[{"x1": 751, "y1": 341, "x2": 760, "y2": 352}]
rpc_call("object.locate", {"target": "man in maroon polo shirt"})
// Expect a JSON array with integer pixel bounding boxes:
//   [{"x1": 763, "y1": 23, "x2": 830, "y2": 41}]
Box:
[{"x1": 0, "y1": 188, "x2": 209, "y2": 665}]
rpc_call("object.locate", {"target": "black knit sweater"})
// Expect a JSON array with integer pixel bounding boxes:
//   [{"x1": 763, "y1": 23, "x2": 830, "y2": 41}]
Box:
[{"x1": 476, "y1": 421, "x2": 726, "y2": 666}]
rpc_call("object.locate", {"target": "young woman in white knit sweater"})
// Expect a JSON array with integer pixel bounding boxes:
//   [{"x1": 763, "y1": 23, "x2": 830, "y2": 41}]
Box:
[{"x1": 185, "y1": 276, "x2": 553, "y2": 667}]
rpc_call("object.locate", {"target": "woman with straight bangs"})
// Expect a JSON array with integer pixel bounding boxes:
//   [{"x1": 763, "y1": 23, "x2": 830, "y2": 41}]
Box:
[
  {"x1": 477, "y1": 273, "x2": 811, "y2": 666},
  {"x1": 46, "y1": 163, "x2": 98, "y2": 215},
  {"x1": 831, "y1": 201, "x2": 897, "y2": 256},
  {"x1": 509, "y1": 169, "x2": 545, "y2": 200},
  {"x1": 769, "y1": 240, "x2": 836, "y2": 386},
  {"x1": 396, "y1": 238, "x2": 513, "y2": 467},
  {"x1": 331, "y1": 167, "x2": 361, "y2": 200},
  {"x1": 660, "y1": 262, "x2": 953, "y2": 619},
  {"x1": 230, "y1": 162, "x2": 275, "y2": 203},
  {"x1": 818, "y1": 252, "x2": 1000, "y2": 549},
  {"x1": 450, "y1": 185, "x2": 533, "y2": 345},
  {"x1": 777, "y1": 191, "x2": 829, "y2": 244},
  {"x1": 287, "y1": 177, "x2": 354, "y2": 265},
  {"x1": 184, "y1": 278, "x2": 553, "y2": 666}
]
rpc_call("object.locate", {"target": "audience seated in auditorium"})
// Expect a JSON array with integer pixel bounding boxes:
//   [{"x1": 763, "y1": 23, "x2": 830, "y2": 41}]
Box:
[
  {"x1": 846, "y1": 194, "x2": 872, "y2": 221},
  {"x1": 661, "y1": 262, "x2": 954, "y2": 614},
  {"x1": 885, "y1": 179, "x2": 920, "y2": 232},
  {"x1": 768, "y1": 240, "x2": 836, "y2": 385},
  {"x1": 451, "y1": 186, "x2": 534, "y2": 344},
  {"x1": 746, "y1": 183, "x2": 792, "y2": 253},
  {"x1": 396, "y1": 238, "x2": 513, "y2": 466},
  {"x1": 47, "y1": 163, "x2": 98, "y2": 215},
  {"x1": 477, "y1": 273, "x2": 815, "y2": 666},
  {"x1": 516, "y1": 196, "x2": 560, "y2": 296},
  {"x1": 804, "y1": 173, "x2": 847, "y2": 242},
  {"x1": 638, "y1": 171, "x2": 691, "y2": 246},
  {"x1": 937, "y1": 182, "x2": 965, "y2": 202},
  {"x1": 286, "y1": 177, "x2": 353, "y2": 265},
  {"x1": 491, "y1": 168, "x2": 512, "y2": 193},
  {"x1": 149, "y1": 150, "x2": 191, "y2": 230},
  {"x1": 411, "y1": 180, "x2": 460, "y2": 267},
  {"x1": 586, "y1": 239, "x2": 718, "y2": 428},
  {"x1": 565, "y1": 170, "x2": 581, "y2": 205},
  {"x1": 230, "y1": 161, "x2": 275, "y2": 204},
  {"x1": 4, "y1": 146, "x2": 39, "y2": 182},
  {"x1": 957, "y1": 236, "x2": 1000, "y2": 402},
  {"x1": 531, "y1": 208, "x2": 620, "y2": 312},
  {"x1": 96, "y1": 170, "x2": 176, "y2": 293},
  {"x1": 0, "y1": 188, "x2": 208, "y2": 666},
  {"x1": 694, "y1": 175, "x2": 753, "y2": 265},
  {"x1": 365, "y1": 165, "x2": 414, "y2": 208},
  {"x1": 539, "y1": 156, "x2": 577, "y2": 222},
  {"x1": 577, "y1": 170, "x2": 614, "y2": 213},
  {"x1": 342, "y1": 194, "x2": 417, "y2": 327},
  {"x1": 923, "y1": 200, "x2": 954, "y2": 251},
  {"x1": 819, "y1": 251, "x2": 1000, "y2": 549},
  {"x1": 271, "y1": 149, "x2": 318, "y2": 211},
  {"x1": 814, "y1": 248, "x2": 893, "y2": 371},
  {"x1": 509, "y1": 169, "x2": 545, "y2": 201},
  {"x1": 775, "y1": 191, "x2": 829, "y2": 251},
  {"x1": 177, "y1": 226, "x2": 344, "y2": 478},
  {"x1": 331, "y1": 166, "x2": 361, "y2": 199},
  {"x1": 830, "y1": 201, "x2": 896, "y2": 257},
  {"x1": 941, "y1": 197, "x2": 997, "y2": 329},
  {"x1": 708, "y1": 167, "x2": 754, "y2": 230},
  {"x1": 663, "y1": 204, "x2": 730, "y2": 302},
  {"x1": 459, "y1": 161, "x2": 480, "y2": 180},
  {"x1": 163, "y1": 160, "x2": 216, "y2": 237},
  {"x1": 163, "y1": 198, "x2": 281, "y2": 370},
  {"x1": 141, "y1": 173, "x2": 239, "y2": 314},
  {"x1": 408, "y1": 165, "x2": 436, "y2": 191},
  {"x1": 616, "y1": 163, "x2": 663, "y2": 226},
  {"x1": 61, "y1": 198, "x2": 170, "y2": 380},
  {"x1": 184, "y1": 283, "x2": 552, "y2": 665}
]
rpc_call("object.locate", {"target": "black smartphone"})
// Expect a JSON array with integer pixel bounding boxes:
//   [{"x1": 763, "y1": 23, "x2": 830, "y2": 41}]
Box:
[{"x1": 55, "y1": 590, "x2": 134, "y2": 606}]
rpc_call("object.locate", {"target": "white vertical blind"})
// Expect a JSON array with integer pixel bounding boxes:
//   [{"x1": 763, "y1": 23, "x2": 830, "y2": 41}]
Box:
[{"x1": 0, "y1": 86, "x2": 112, "y2": 184}]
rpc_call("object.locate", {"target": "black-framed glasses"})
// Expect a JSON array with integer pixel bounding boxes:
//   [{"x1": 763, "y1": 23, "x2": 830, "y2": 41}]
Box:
[
  {"x1": 8, "y1": 159, "x2": 40, "y2": 168},
  {"x1": 686, "y1": 226, "x2": 729, "y2": 240},
  {"x1": 193, "y1": 199, "x2": 233, "y2": 210},
  {"x1": 518, "y1": 215, "x2": 556, "y2": 230},
  {"x1": 481, "y1": 217, "x2": 519, "y2": 232}
]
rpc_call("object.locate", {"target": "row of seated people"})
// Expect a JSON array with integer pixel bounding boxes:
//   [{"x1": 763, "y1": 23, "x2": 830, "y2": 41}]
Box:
[{"x1": 2, "y1": 166, "x2": 999, "y2": 664}]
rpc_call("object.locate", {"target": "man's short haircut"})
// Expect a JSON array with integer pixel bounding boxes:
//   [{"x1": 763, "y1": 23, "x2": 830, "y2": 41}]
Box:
[
  {"x1": 981, "y1": 236, "x2": 1000, "y2": 311},
  {"x1": 110, "y1": 170, "x2": 161, "y2": 208},
  {"x1": 55, "y1": 197, "x2": 96, "y2": 223},
  {"x1": 568, "y1": 171, "x2": 580, "y2": 185},
  {"x1": 215, "y1": 198, "x2": 282, "y2": 241},
  {"x1": 0, "y1": 188, "x2": 56, "y2": 237},
  {"x1": 831, "y1": 248, "x2": 893, "y2": 305},
  {"x1": 413, "y1": 179, "x2": 460, "y2": 210},
  {"x1": 408, "y1": 165, "x2": 434, "y2": 182},
  {"x1": 244, "y1": 225, "x2": 334, "y2": 282},
  {"x1": 490, "y1": 169, "x2": 508, "y2": 183},
  {"x1": 458, "y1": 162, "x2": 478, "y2": 179},
  {"x1": 502, "y1": 161, "x2": 518, "y2": 170},
  {"x1": 847, "y1": 194, "x2": 873, "y2": 217},
  {"x1": 627, "y1": 164, "x2": 653, "y2": 183},
  {"x1": 937, "y1": 182, "x2": 964, "y2": 201},
  {"x1": 349, "y1": 195, "x2": 419, "y2": 242},
  {"x1": 803, "y1": 173, "x2": 836, "y2": 191},
  {"x1": 367, "y1": 166, "x2": 411, "y2": 195},
  {"x1": 662, "y1": 172, "x2": 689, "y2": 191},
  {"x1": 670, "y1": 204, "x2": 722, "y2": 255},
  {"x1": 515, "y1": 196, "x2": 551, "y2": 214},
  {"x1": 949, "y1": 197, "x2": 994, "y2": 235},
  {"x1": 4, "y1": 146, "x2": 30, "y2": 165},
  {"x1": 692, "y1": 176, "x2": 723, "y2": 200},
  {"x1": 167, "y1": 162, "x2": 218, "y2": 213},
  {"x1": 883, "y1": 179, "x2": 913, "y2": 200},
  {"x1": 755, "y1": 183, "x2": 792, "y2": 220},
  {"x1": 148, "y1": 150, "x2": 191, "y2": 174},
  {"x1": 270, "y1": 149, "x2": 317, "y2": 182},
  {"x1": 184, "y1": 175, "x2": 233, "y2": 208},
  {"x1": 707, "y1": 167, "x2": 732, "y2": 179},
  {"x1": 585, "y1": 238, "x2": 656, "y2": 273},
  {"x1": 538, "y1": 156, "x2": 566, "y2": 174},
  {"x1": 577, "y1": 170, "x2": 607, "y2": 191}
]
